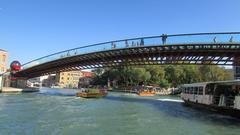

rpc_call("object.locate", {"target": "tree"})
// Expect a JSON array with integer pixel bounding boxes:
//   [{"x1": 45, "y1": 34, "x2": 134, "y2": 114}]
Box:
[
  {"x1": 145, "y1": 65, "x2": 165, "y2": 86},
  {"x1": 182, "y1": 65, "x2": 200, "y2": 83},
  {"x1": 164, "y1": 65, "x2": 184, "y2": 87},
  {"x1": 91, "y1": 65, "x2": 234, "y2": 88},
  {"x1": 159, "y1": 79, "x2": 171, "y2": 88}
]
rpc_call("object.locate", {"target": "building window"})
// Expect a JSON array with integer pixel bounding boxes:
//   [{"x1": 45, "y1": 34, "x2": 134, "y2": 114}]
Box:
[
  {"x1": 2, "y1": 55, "x2": 6, "y2": 62},
  {"x1": 61, "y1": 77, "x2": 64, "y2": 80},
  {"x1": 62, "y1": 73, "x2": 64, "y2": 75}
]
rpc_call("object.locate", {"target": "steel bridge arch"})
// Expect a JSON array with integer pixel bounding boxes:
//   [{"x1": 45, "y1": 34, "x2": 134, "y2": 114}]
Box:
[{"x1": 14, "y1": 32, "x2": 240, "y2": 78}]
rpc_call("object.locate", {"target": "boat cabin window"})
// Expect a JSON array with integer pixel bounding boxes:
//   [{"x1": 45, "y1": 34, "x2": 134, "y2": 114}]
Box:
[
  {"x1": 183, "y1": 87, "x2": 188, "y2": 94},
  {"x1": 198, "y1": 87, "x2": 203, "y2": 95},
  {"x1": 190, "y1": 87, "x2": 193, "y2": 94},
  {"x1": 182, "y1": 86, "x2": 203, "y2": 95},
  {"x1": 193, "y1": 87, "x2": 198, "y2": 94},
  {"x1": 190, "y1": 87, "x2": 194, "y2": 94}
]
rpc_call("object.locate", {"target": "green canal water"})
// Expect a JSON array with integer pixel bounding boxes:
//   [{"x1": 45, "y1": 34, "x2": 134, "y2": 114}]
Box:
[{"x1": 0, "y1": 88, "x2": 240, "y2": 135}]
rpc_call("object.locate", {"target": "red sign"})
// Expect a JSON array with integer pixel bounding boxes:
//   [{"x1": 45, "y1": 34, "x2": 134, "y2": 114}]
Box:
[{"x1": 10, "y1": 61, "x2": 21, "y2": 71}]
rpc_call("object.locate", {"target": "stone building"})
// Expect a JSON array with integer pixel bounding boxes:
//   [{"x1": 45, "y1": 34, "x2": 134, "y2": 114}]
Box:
[
  {"x1": 55, "y1": 71, "x2": 83, "y2": 88},
  {"x1": 0, "y1": 49, "x2": 8, "y2": 74}
]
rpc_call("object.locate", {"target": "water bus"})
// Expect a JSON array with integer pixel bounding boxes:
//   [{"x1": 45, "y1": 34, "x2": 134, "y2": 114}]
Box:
[
  {"x1": 180, "y1": 80, "x2": 240, "y2": 118},
  {"x1": 76, "y1": 88, "x2": 108, "y2": 98}
]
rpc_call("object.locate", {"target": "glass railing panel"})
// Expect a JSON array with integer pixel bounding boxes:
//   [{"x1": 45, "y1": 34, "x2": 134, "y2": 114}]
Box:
[
  {"x1": 113, "y1": 40, "x2": 127, "y2": 49},
  {"x1": 167, "y1": 34, "x2": 240, "y2": 44},
  {"x1": 143, "y1": 37, "x2": 162, "y2": 46},
  {"x1": 167, "y1": 35, "x2": 213, "y2": 44}
]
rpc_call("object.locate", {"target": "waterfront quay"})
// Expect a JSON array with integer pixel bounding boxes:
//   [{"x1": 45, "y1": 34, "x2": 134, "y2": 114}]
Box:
[{"x1": 1, "y1": 87, "x2": 39, "y2": 93}]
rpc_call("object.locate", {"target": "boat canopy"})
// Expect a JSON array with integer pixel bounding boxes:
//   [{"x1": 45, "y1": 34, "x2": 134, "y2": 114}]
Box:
[
  {"x1": 181, "y1": 82, "x2": 207, "y2": 88},
  {"x1": 181, "y1": 80, "x2": 240, "y2": 87}
]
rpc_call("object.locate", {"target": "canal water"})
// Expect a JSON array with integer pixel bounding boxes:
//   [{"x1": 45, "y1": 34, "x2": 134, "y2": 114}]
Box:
[{"x1": 0, "y1": 88, "x2": 240, "y2": 135}]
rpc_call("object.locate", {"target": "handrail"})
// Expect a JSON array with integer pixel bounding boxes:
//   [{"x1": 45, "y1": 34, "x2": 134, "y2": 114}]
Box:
[{"x1": 20, "y1": 32, "x2": 240, "y2": 69}]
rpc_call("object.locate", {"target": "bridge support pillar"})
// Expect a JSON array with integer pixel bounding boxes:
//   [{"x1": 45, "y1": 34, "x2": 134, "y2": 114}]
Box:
[
  {"x1": 234, "y1": 57, "x2": 240, "y2": 80},
  {"x1": 10, "y1": 77, "x2": 28, "y2": 88},
  {"x1": 0, "y1": 73, "x2": 11, "y2": 91},
  {"x1": 17, "y1": 79, "x2": 28, "y2": 88},
  {"x1": 0, "y1": 75, "x2": 3, "y2": 92}
]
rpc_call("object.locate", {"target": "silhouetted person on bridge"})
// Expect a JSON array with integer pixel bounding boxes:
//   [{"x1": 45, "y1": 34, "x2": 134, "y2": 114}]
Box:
[
  {"x1": 140, "y1": 38, "x2": 144, "y2": 46},
  {"x1": 111, "y1": 42, "x2": 116, "y2": 49},
  {"x1": 132, "y1": 41, "x2": 136, "y2": 47},
  {"x1": 137, "y1": 42, "x2": 139, "y2": 46},
  {"x1": 67, "y1": 51, "x2": 70, "y2": 56},
  {"x1": 229, "y1": 36, "x2": 234, "y2": 42},
  {"x1": 161, "y1": 34, "x2": 167, "y2": 44},
  {"x1": 213, "y1": 37, "x2": 217, "y2": 43},
  {"x1": 125, "y1": 40, "x2": 129, "y2": 47}
]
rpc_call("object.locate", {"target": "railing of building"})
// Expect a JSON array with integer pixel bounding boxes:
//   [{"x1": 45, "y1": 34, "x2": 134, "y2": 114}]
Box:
[{"x1": 21, "y1": 32, "x2": 240, "y2": 70}]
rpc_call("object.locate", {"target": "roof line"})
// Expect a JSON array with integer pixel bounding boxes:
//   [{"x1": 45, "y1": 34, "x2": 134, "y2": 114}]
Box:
[{"x1": 0, "y1": 49, "x2": 7, "y2": 52}]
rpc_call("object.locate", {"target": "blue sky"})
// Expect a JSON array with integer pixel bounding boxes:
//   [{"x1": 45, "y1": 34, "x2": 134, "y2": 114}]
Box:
[{"x1": 0, "y1": 0, "x2": 240, "y2": 65}]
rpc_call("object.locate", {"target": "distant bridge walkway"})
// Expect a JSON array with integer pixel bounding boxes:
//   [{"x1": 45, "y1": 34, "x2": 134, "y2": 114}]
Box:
[{"x1": 14, "y1": 32, "x2": 240, "y2": 78}]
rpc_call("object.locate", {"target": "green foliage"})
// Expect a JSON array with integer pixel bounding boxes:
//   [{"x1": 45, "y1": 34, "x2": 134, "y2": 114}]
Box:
[
  {"x1": 159, "y1": 79, "x2": 170, "y2": 88},
  {"x1": 145, "y1": 65, "x2": 165, "y2": 86},
  {"x1": 92, "y1": 65, "x2": 234, "y2": 88}
]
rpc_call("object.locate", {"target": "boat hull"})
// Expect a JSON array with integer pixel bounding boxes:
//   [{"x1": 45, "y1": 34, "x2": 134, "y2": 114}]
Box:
[
  {"x1": 76, "y1": 92, "x2": 107, "y2": 98},
  {"x1": 183, "y1": 100, "x2": 240, "y2": 119},
  {"x1": 138, "y1": 93, "x2": 155, "y2": 96}
]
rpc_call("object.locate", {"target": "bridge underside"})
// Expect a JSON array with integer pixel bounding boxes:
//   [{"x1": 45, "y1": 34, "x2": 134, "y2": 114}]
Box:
[{"x1": 15, "y1": 43, "x2": 240, "y2": 78}]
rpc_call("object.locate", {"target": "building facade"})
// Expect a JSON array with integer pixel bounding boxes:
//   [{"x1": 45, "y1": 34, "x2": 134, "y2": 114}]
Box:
[
  {"x1": 41, "y1": 75, "x2": 56, "y2": 87},
  {"x1": 79, "y1": 71, "x2": 94, "y2": 87},
  {"x1": 0, "y1": 49, "x2": 8, "y2": 74},
  {"x1": 55, "y1": 71, "x2": 83, "y2": 88},
  {"x1": 27, "y1": 75, "x2": 53, "y2": 87},
  {"x1": 81, "y1": 71, "x2": 94, "y2": 78}
]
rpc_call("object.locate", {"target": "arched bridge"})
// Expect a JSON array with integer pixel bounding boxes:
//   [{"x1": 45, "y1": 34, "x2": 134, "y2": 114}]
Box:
[{"x1": 14, "y1": 32, "x2": 240, "y2": 78}]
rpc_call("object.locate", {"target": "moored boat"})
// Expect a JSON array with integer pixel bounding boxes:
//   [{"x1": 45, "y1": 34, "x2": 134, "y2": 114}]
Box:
[
  {"x1": 138, "y1": 91, "x2": 155, "y2": 96},
  {"x1": 179, "y1": 80, "x2": 240, "y2": 118},
  {"x1": 137, "y1": 86, "x2": 156, "y2": 96}
]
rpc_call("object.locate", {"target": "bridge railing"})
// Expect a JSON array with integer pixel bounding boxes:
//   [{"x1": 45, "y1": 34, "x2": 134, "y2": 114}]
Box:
[{"x1": 21, "y1": 32, "x2": 240, "y2": 70}]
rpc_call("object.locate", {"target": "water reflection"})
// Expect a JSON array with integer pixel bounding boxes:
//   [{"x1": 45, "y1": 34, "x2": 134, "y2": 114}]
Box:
[{"x1": 105, "y1": 94, "x2": 240, "y2": 126}]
